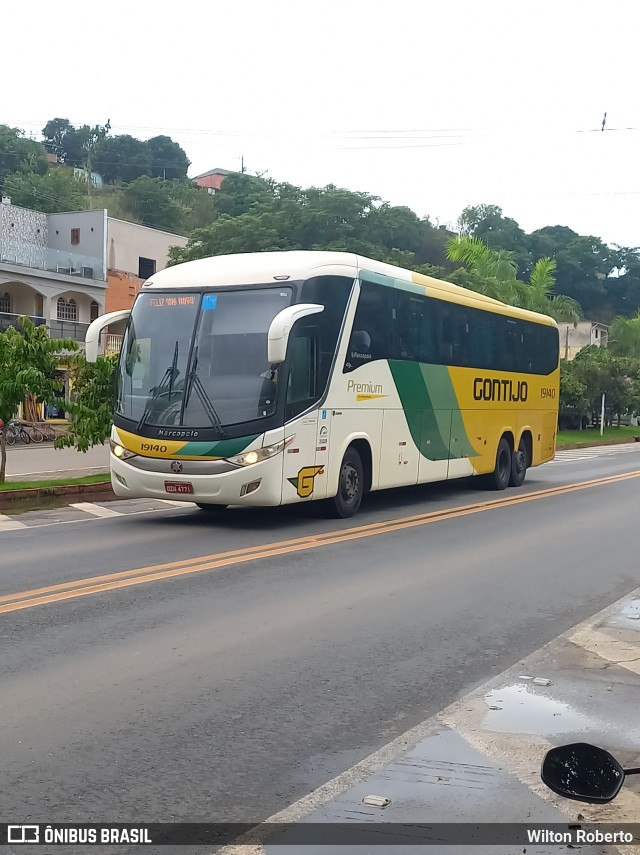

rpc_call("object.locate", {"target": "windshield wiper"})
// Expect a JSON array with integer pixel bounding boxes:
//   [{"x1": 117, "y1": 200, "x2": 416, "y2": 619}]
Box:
[
  {"x1": 137, "y1": 341, "x2": 180, "y2": 432},
  {"x1": 179, "y1": 347, "x2": 227, "y2": 437}
]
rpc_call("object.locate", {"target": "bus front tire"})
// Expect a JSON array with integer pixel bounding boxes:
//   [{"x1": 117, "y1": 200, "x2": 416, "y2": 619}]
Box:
[
  {"x1": 486, "y1": 437, "x2": 512, "y2": 491},
  {"x1": 326, "y1": 447, "x2": 364, "y2": 518},
  {"x1": 509, "y1": 438, "x2": 528, "y2": 487},
  {"x1": 195, "y1": 502, "x2": 228, "y2": 512}
]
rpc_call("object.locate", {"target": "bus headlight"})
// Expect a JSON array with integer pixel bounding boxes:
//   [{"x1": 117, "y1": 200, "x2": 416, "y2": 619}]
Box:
[
  {"x1": 228, "y1": 435, "x2": 294, "y2": 467},
  {"x1": 110, "y1": 439, "x2": 137, "y2": 460}
]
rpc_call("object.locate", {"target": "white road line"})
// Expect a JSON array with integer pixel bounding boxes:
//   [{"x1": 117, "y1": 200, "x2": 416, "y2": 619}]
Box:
[
  {"x1": 0, "y1": 513, "x2": 27, "y2": 531},
  {"x1": 157, "y1": 499, "x2": 192, "y2": 507},
  {"x1": 217, "y1": 586, "x2": 640, "y2": 854},
  {"x1": 69, "y1": 502, "x2": 123, "y2": 518}
]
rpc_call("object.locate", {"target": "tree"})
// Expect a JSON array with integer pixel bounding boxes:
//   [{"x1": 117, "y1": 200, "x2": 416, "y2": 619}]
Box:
[
  {"x1": 165, "y1": 180, "x2": 218, "y2": 232},
  {"x1": 0, "y1": 124, "x2": 48, "y2": 189},
  {"x1": 571, "y1": 346, "x2": 640, "y2": 425},
  {"x1": 0, "y1": 318, "x2": 76, "y2": 482},
  {"x1": 3, "y1": 168, "x2": 86, "y2": 213},
  {"x1": 528, "y1": 227, "x2": 615, "y2": 316},
  {"x1": 43, "y1": 122, "x2": 108, "y2": 170},
  {"x1": 145, "y1": 136, "x2": 190, "y2": 180},
  {"x1": 169, "y1": 211, "x2": 285, "y2": 264},
  {"x1": 213, "y1": 172, "x2": 275, "y2": 217},
  {"x1": 41, "y1": 118, "x2": 74, "y2": 161},
  {"x1": 608, "y1": 311, "x2": 640, "y2": 358},
  {"x1": 93, "y1": 134, "x2": 151, "y2": 184},
  {"x1": 559, "y1": 359, "x2": 590, "y2": 428},
  {"x1": 457, "y1": 204, "x2": 504, "y2": 235},
  {"x1": 55, "y1": 354, "x2": 118, "y2": 452},
  {"x1": 604, "y1": 247, "x2": 640, "y2": 319},
  {"x1": 121, "y1": 176, "x2": 184, "y2": 232},
  {"x1": 457, "y1": 204, "x2": 531, "y2": 273}
]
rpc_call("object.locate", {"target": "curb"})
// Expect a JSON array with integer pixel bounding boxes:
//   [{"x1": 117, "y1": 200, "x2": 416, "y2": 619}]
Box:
[
  {"x1": 0, "y1": 480, "x2": 113, "y2": 509},
  {"x1": 558, "y1": 436, "x2": 640, "y2": 450}
]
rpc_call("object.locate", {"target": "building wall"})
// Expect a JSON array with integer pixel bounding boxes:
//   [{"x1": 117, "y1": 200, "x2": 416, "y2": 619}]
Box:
[
  {"x1": 106, "y1": 270, "x2": 143, "y2": 312},
  {"x1": 558, "y1": 322, "x2": 608, "y2": 361},
  {"x1": 107, "y1": 218, "x2": 187, "y2": 278},
  {"x1": 0, "y1": 201, "x2": 47, "y2": 267},
  {"x1": 48, "y1": 210, "x2": 106, "y2": 260}
]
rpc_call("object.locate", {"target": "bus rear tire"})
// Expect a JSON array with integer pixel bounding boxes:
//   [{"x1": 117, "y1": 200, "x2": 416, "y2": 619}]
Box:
[
  {"x1": 325, "y1": 447, "x2": 364, "y2": 518},
  {"x1": 509, "y1": 438, "x2": 528, "y2": 487},
  {"x1": 486, "y1": 437, "x2": 512, "y2": 491},
  {"x1": 196, "y1": 503, "x2": 228, "y2": 512}
]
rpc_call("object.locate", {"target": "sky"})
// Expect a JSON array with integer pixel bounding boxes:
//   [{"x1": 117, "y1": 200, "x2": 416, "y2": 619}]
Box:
[{"x1": 4, "y1": 0, "x2": 640, "y2": 247}]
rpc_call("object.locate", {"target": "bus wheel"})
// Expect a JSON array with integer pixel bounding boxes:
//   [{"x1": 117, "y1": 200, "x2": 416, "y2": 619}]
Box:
[
  {"x1": 195, "y1": 503, "x2": 228, "y2": 512},
  {"x1": 487, "y1": 437, "x2": 512, "y2": 491},
  {"x1": 509, "y1": 439, "x2": 528, "y2": 487},
  {"x1": 326, "y1": 447, "x2": 364, "y2": 518}
]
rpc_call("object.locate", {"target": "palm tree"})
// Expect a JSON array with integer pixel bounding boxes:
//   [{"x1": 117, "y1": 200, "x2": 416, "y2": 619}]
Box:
[
  {"x1": 446, "y1": 236, "x2": 582, "y2": 322},
  {"x1": 447, "y1": 235, "x2": 518, "y2": 281},
  {"x1": 521, "y1": 258, "x2": 582, "y2": 323}
]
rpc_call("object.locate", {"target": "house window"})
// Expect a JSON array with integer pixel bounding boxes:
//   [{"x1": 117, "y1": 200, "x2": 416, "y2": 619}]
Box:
[
  {"x1": 0, "y1": 293, "x2": 10, "y2": 314},
  {"x1": 138, "y1": 257, "x2": 156, "y2": 279},
  {"x1": 71, "y1": 228, "x2": 80, "y2": 245},
  {"x1": 57, "y1": 297, "x2": 78, "y2": 322},
  {"x1": 90, "y1": 301, "x2": 100, "y2": 321}
]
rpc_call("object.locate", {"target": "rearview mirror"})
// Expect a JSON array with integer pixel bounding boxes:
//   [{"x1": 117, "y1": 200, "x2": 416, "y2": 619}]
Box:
[
  {"x1": 267, "y1": 303, "x2": 324, "y2": 365},
  {"x1": 85, "y1": 309, "x2": 131, "y2": 362},
  {"x1": 541, "y1": 743, "x2": 625, "y2": 803}
]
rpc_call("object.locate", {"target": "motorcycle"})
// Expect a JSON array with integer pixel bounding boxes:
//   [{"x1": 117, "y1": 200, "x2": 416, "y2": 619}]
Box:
[{"x1": 542, "y1": 742, "x2": 640, "y2": 803}]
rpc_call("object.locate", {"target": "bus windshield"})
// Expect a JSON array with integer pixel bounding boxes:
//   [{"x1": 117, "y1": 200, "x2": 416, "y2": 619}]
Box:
[{"x1": 116, "y1": 288, "x2": 293, "y2": 430}]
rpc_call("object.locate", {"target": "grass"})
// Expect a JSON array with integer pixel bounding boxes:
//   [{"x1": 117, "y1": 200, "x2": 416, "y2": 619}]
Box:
[
  {"x1": 557, "y1": 426, "x2": 640, "y2": 447},
  {"x1": 0, "y1": 473, "x2": 110, "y2": 492}
]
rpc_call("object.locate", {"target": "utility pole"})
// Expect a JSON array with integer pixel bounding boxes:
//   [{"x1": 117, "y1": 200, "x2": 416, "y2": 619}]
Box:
[{"x1": 241, "y1": 156, "x2": 245, "y2": 174}]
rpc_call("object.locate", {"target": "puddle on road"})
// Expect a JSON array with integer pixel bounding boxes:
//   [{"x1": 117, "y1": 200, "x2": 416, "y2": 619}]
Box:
[
  {"x1": 618, "y1": 598, "x2": 640, "y2": 623},
  {"x1": 484, "y1": 683, "x2": 593, "y2": 735}
]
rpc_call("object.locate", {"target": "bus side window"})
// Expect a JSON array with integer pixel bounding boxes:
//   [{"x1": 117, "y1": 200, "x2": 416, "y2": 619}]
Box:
[
  {"x1": 344, "y1": 281, "x2": 394, "y2": 371},
  {"x1": 396, "y1": 291, "x2": 429, "y2": 362}
]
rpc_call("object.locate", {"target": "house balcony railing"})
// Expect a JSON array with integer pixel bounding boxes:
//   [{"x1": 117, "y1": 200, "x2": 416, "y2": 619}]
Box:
[
  {"x1": 0, "y1": 311, "x2": 46, "y2": 333},
  {"x1": 49, "y1": 319, "x2": 91, "y2": 342},
  {"x1": 104, "y1": 333, "x2": 123, "y2": 355},
  {"x1": 0, "y1": 312, "x2": 90, "y2": 342},
  {"x1": 0, "y1": 244, "x2": 106, "y2": 281}
]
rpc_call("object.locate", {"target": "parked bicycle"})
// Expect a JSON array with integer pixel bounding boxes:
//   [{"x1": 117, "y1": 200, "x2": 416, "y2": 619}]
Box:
[
  {"x1": 38, "y1": 422, "x2": 57, "y2": 442},
  {"x1": 5, "y1": 420, "x2": 31, "y2": 445}
]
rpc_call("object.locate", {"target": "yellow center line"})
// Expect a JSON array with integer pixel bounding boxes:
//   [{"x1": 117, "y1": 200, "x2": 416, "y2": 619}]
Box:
[{"x1": 2, "y1": 469, "x2": 639, "y2": 615}]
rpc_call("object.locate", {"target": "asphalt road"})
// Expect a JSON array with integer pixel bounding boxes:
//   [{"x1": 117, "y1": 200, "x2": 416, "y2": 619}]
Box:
[{"x1": 2, "y1": 447, "x2": 640, "y2": 833}]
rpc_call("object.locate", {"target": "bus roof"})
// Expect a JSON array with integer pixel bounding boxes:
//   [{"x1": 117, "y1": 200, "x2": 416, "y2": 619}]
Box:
[{"x1": 144, "y1": 250, "x2": 558, "y2": 328}]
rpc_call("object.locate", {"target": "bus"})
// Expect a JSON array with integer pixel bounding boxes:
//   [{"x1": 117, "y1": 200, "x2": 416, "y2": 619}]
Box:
[{"x1": 86, "y1": 251, "x2": 559, "y2": 518}]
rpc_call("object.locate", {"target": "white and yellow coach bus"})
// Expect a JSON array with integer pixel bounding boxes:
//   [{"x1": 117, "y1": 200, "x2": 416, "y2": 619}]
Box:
[{"x1": 86, "y1": 251, "x2": 559, "y2": 518}]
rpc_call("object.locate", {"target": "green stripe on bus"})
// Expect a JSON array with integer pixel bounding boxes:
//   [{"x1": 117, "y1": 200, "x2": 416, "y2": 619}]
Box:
[
  {"x1": 178, "y1": 435, "x2": 259, "y2": 458},
  {"x1": 389, "y1": 361, "x2": 478, "y2": 461},
  {"x1": 388, "y1": 361, "x2": 449, "y2": 460}
]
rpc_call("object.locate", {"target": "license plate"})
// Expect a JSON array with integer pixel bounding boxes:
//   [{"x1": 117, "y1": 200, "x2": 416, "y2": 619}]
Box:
[{"x1": 164, "y1": 481, "x2": 194, "y2": 494}]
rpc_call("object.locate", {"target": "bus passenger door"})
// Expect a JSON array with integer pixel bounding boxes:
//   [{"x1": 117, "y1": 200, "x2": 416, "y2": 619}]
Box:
[{"x1": 281, "y1": 330, "x2": 325, "y2": 503}]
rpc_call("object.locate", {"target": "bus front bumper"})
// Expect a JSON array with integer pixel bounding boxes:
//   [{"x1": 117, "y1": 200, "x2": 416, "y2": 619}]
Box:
[{"x1": 110, "y1": 452, "x2": 284, "y2": 507}]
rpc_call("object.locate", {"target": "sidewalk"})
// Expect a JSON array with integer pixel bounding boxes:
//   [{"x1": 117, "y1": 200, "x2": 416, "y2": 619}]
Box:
[
  {"x1": 4, "y1": 442, "x2": 110, "y2": 481},
  {"x1": 245, "y1": 590, "x2": 640, "y2": 854}
]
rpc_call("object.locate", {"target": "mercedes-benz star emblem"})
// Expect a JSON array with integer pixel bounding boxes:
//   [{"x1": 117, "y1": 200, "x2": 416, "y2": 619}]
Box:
[{"x1": 170, "y1": 461, "x2": 183, "y2": 474}]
